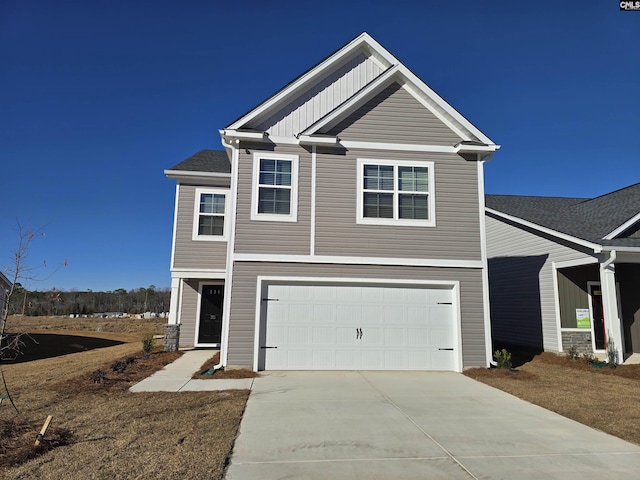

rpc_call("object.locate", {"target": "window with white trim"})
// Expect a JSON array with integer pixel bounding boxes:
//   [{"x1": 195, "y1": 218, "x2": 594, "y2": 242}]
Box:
[
  {"x1": 251, "y1": 152, "x2": 298, "y2": 222},
  {"x1": 192, "y1": 188, "x2": 228, "y2": 240},
  {"x1": 357, "y1": 159, "x2": 435, "y2": 226}
]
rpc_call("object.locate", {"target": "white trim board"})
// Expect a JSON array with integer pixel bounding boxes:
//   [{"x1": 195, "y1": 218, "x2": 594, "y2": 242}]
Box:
[
  {"x1": 603, "y1": 211, "x2": 640, "y2": 239},
  {"x1": 233, "y1": 253, "x2": 483, "y2": 269}
]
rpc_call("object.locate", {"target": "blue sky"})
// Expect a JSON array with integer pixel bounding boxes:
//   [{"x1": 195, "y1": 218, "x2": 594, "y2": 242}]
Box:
[{"x1": 1, "y1": 1, "x2": 638, "y2": 292}]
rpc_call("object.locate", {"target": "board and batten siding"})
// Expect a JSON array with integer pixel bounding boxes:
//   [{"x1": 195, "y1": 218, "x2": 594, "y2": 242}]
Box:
[
  {"x1": 315, "y1": 148, "x2": 482, "y2": 260},
  {"x1": 233, "y1": 144, "x2": 312, "y2": 255},
  {"x1": 172, "y1": 184, "x2": 229, "y2": 270},
  {"x1": 226, "y1": 261, "x2": 486, "y2": 368},
  {"x1": 178, "y1": 279, "x2": 199, "y2": 347},
  {"x1": 325, "y1": 83, "x2": 462, "y2": 146},
  {"x1": 485, "y1": 214, "x2": 595, "y2": 351},
  {"x1": 247, "y1": 52, "x2": 384, "y2": 137}
]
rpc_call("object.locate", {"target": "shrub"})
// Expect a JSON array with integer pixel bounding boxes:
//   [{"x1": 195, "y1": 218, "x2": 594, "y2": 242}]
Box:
[
  {"x1": 142, "y1": 334, "x2": 155, "y2": 358},
  {"x1": 566, "y1": 345, "x2": 580, "y2": 360},
  {"x1": 494, "y1": 349, "x2": 512, "y2": 369},
  {"x1": 91, "y1": 369, "x2": 107, "y2": 384},
  {"x1": 606, "y1": 333, "x2": 618, "y2": 368},
  {"x1": 111, "y1": 357, "x2": 136, "y2": 373},
  {"x1": 582, "y1": 352, "x2": 598, "y2": 365}
]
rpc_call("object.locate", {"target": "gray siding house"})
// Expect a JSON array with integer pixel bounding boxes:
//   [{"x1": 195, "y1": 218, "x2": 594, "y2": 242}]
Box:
[
  {"x1": 486, "y1": 184, "x2": 640, "y2": 363},
  {"x1": 165, "y1": 33, "x2": 499, "y2": 371}
]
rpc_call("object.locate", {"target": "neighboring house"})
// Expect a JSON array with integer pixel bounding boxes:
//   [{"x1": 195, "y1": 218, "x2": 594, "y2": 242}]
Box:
[
  {"x1": 165, "y1": 33, "x2": 500, "y2": 371},
  {"x1": 0, "y1": 271, "x2": 11, "y2": 320},
  {"x1": 486, "y1": 184, "x2": 640, "y2": 363}
]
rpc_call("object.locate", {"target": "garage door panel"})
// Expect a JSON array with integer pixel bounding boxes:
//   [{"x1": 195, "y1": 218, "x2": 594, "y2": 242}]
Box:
[{"x1": 263, "y1": 283, "x2": 457, "y2": 371}]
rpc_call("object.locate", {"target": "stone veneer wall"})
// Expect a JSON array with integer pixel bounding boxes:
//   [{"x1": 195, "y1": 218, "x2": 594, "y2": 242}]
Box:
[
  {"x1": 163, "y1": 324, "x2": 180, "y2": 352},
  {"x1": 561, "y1": 331, "x2": 592, "y2": 353}
]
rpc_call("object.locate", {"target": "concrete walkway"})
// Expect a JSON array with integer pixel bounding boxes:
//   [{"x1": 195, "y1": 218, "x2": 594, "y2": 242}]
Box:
[
  {"x1": 129, "y1": 349, "x2": 254, "y2": 392},
  {"x1": 226, "y1": 371, "x2": 640, "y2": 479}
]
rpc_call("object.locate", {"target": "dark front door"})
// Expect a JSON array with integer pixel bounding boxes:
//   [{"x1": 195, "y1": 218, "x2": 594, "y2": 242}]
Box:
[
  {"x1": 590, "y1": 284, "x2": 606, "y2": 350},
  {"x1": 198, "y1": 284, "x2": 223, "y2": 344}
]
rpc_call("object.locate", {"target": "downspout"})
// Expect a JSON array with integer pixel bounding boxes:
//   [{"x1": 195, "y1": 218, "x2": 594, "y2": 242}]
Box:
[
  {"x1": 207, "y1": 134, "x2": 237, "y2": 374},
  {"x1": 602, "y1": 249, "x2": 616, "y2": 269}
]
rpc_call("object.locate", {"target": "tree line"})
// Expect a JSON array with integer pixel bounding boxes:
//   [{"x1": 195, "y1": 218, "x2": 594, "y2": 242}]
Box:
[{"x1": 6, "y1": 285, "x2": 170, "y2": 317}]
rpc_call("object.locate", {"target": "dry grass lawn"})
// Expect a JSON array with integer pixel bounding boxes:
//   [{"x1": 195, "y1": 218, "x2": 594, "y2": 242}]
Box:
[
  {"x1": 465, "y1": 352, "x2": 640, "y2": 446},
  {"x1": 0, "y1": 317, "x2": 249, "y2": 480}
]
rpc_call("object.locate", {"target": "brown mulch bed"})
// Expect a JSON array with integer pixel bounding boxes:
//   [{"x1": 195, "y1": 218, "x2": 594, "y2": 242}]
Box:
[
  {"x1": 465, "y1": 351, "x2": 640, "y2": 445},
  {"x1": 0, "y1": 419, "x2": 74, "y2": 467},
  {"x1": 192, "y1": 352, "x2": 260, "y2": 379}
]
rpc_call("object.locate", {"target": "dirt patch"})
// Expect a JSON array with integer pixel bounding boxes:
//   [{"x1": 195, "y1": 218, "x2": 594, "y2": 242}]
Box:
[
  {"x1": 0, "y1": 418, "x2": 74, "y2": 467},
  {"x1": 464, "y1": 351, "x2": 640, "y2": 446},
  {"x1": 0, "y1": 324, "x2": 249, "y2": 479},
  {"x1": 192, "y1": 352, "x2": 260, "y2": 380}
]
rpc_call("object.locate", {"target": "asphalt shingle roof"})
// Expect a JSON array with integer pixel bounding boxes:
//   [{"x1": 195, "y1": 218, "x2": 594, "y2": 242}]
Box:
[
  {"x1": 486, "y1": 183, "x2": 640, "y2": 248},
  {"x1": 167, "y1": 150, "x2": 230, "y2": 174}
]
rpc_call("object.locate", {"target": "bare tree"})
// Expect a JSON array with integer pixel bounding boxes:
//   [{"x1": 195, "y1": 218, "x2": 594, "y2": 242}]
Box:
[{"x1": 1, "y1": 222, "x2": 67, "y2": 362}]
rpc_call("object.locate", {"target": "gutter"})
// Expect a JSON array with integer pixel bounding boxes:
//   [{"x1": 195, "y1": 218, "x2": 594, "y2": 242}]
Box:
[{"x1": 602, "y1": 250, "x2": 617, "y2": 269}]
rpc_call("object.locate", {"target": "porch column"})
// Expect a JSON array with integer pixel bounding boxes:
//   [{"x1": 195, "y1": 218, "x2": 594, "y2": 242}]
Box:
[
  {"x1": 599, "y1": 262, "x2": 624, "y2": 362},
  {"x1": 167, "y1": 277, "x2": 181, "y2": 325}
]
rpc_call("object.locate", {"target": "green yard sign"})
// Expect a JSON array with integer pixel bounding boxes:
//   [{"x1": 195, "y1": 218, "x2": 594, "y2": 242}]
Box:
[{"x1": 576, "y1": 308, "x2": 591, "y2": 329}]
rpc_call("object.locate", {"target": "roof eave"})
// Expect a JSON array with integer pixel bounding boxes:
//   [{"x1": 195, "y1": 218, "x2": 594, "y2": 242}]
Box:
[{"x1": 485, "y1": 207, "x2": 603, "y2": 253}]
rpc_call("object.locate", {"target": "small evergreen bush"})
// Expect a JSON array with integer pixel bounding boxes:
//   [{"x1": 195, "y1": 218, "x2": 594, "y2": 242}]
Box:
[
  {"x1": 142, "y1": 334, "x2": 155, "y2": 358},
  {"x1": 582, "y1": 352, "x2": 598, "y2": 365},
  {"x1": 566, "y1": 345, "x2": 580, "y2": 360},
  {"x1": 494, "y1": 349, "x2": 512, "y2": 369}
]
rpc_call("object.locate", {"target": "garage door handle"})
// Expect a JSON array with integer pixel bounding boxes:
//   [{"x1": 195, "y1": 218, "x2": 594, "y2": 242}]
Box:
[
  {"x1": 438, "y1": 348, "x2": 453, "y2": 351},
  {"x1": 356, "y1": 328, "x2": 362, "y2": 339},
  {"x1": 437, "y1": 302, "x2": 452, "y2": 305},
  {"x1": 260, "y1": 346, "x2": 278, "y2": 349}
]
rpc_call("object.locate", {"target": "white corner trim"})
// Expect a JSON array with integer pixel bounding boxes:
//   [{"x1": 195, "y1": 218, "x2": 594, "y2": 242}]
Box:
[
  {"x1": 170, "y1": 184, "x2": 179, "y2": 270},
  {"x1": 250, "y1": 152, "x2": 299, "y2": 223},
  {"x1": 477, "y1": 161, "x2": 493, "y2": 367},
  {"x1": 603, "y1": 211, "x2": 640, "y2": 239},
  {"x1": 233, "y1": 253, "x2": 483, "y2": 269},
  {"x1": 310, "y1": 146, "x2": 317, "y2": 256},
  {"x1": 551, "y1": 262, "x2": 564, "y2": 352},
  {"x1": 485, "y1": 207, "x2": 603, "y2": 253}
]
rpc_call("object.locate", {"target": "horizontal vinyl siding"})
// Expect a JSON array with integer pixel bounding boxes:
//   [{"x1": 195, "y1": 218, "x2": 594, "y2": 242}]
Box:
[
  {"x1": 173, "y1": 185, "x2": 229, "y2": 270},
  {"x1": 227, "y1": 261, "x2": 486, "y2": 368},
  {"x1": 325, "y1": 83, "x2": 462, "y2": 146},
  {"x1": 179, "y1": 279, "x2": 199, "y2": 347},
  {"x1": 234, "y1": 144, "x2": 311, "y2": 255},
  {"x1": 485, "y1": 214, "x2": 595, "y2": 351},
  {"x1": 248, "y1": 53, "x2": 383, "y2": 137},
  {"x1": 315, "y1": 149, "x2": 482, "y2": 260}
]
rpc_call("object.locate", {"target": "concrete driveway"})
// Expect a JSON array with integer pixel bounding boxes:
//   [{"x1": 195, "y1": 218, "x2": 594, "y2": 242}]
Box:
[{"x1": 225, "y1": 371, "x2": 640, "y2": 479}]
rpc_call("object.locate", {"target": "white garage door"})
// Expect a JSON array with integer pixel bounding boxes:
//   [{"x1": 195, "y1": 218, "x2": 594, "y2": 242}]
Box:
[{"x1": 262, "y1": 283, "x2": 457, "y2": 371}]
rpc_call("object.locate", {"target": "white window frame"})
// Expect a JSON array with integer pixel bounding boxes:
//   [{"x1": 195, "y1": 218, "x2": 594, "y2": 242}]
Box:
[
  {"x1": 192, "y1": 187, "x2": 229, "y2": 241},
  {"x1": 356, "y1": 158, "x2": 435, "y2": 227},
  {"x1": 251, "y1": 152, "x2": 299, "y2": 222}
]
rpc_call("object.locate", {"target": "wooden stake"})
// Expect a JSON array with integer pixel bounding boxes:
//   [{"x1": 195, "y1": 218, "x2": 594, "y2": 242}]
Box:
[{"x1": 34, "y1": 415, "x2": 53, "y2": 446}]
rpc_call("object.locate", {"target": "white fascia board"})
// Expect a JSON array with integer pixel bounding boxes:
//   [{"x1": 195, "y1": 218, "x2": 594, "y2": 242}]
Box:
[
  {"x1": 601, "y1": 246, "x2": 640, "y2": 253},
  {"x1": 485, "y1": 207, "x2": 602, "y2": 253},
  {"x1": 455, "y1": 144, "x2": 501, "y2": 153},
  {"x1": 164, "y1": 171, "x2": 231, "y2": 187},
  {"x1": 297, "y1": 134, "x2": 339, "y2": 146},
  {"x1": 603, "y1": 211, "x2": 640, "y2": 239},
  {"x1": 233, "y1": 253, "x2": 483, "y2": 269},
  {"x1": 300, "y1": 65, "x2": 400, "y2": 135},
  {"x1": 170, "y1": 269, "x2": 226, "y2": 279},
  {"x1": 219, "y1": 129, "x2": 268, "y2": 141},
  {"x1": 396, "y1": 64, "x2": 496, "y2": 146},
  {"x1": 227, "y1": 33, "x2": 393, "y2": 131},
  {"x1": 339, "y1": 141, "x2": 457, "y2": 153}
]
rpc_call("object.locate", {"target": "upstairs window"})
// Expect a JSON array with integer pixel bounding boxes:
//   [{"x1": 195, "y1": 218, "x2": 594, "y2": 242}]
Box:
[
  {"x1": 357, "y1": 159, "x2": 435, "y2": 226},
  {"x1": 193, "y1": 188, "x2": 227, "y2": 240},
  {"x1": 252, "y1": 153, "x2": 298, "y2": 222}
]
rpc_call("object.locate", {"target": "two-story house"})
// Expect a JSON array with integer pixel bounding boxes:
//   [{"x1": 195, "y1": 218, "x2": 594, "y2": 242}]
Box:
[{"x1": 164, "y1": 33, "x2": 499, "y2": 371}]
